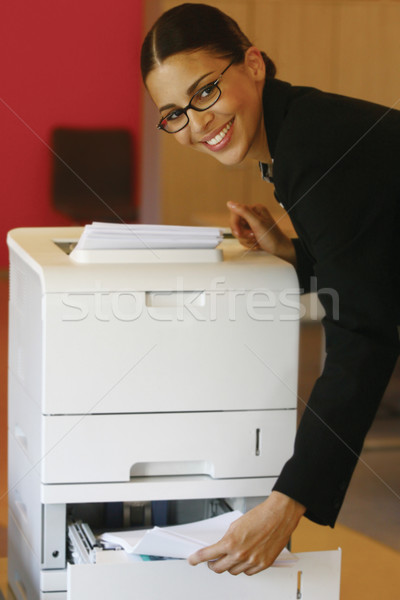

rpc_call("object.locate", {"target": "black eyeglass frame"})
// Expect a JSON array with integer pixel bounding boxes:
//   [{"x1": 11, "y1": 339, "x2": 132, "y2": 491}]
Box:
[{"x1": 157, "y1": 58, "x2": 236, "y2": 134}]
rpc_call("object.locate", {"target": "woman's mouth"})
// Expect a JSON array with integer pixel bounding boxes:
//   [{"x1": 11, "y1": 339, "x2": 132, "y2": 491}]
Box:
[{"x1": 201, "y1": 119, "x2": 234, "y2": 152}]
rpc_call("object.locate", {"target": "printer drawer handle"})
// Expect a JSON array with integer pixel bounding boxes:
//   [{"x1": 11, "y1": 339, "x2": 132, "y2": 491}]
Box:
[
  {"x1": 145, "y1": 291, "x2": 206, "y2": 308},
  {"x1": 130, "y1": 460, "x2": 214, "y2": 478}
]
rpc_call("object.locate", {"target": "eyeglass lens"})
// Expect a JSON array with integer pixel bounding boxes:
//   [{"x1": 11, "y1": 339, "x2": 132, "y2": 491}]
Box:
[{"x1": 161, "y1": 83, "x2": 221, "y2": 133}]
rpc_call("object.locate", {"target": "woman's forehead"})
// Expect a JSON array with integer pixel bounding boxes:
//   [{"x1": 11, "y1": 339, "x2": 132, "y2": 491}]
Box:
[
  {"x1": 154, "y1": 49, "x2": 225, "y2": 73},
  {"x1": 146, "y1": 50, "x2": 225, "y2": 106}
]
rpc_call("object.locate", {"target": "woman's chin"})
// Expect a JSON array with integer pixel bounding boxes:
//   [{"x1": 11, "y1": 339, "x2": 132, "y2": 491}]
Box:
[
  {"x1": 195, "y1": 138, "x2": 247, "y2": 166},
  {"x1": 206, "y1": 144, "x2": 248, "y2": 166}
]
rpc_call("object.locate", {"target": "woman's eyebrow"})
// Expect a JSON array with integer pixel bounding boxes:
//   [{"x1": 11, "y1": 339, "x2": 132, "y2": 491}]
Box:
[
  {"x1": 187, "y1": 70, "x2": 214, "y2": 96},
  {"x1": 159, "y1": 70, "x2": 215, "y2": 113}
]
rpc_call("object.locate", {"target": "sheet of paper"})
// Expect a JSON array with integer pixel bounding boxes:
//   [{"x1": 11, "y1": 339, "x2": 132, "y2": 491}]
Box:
[
  {"x1": 100, "y1": 511, "x2": 298, "y2": 565},
  {"x1": 100, "y1": 511, "x2": 243, "y2": 558},
  {"x1": 72, "y1": 222, "x2": 223, "y2": 251}
]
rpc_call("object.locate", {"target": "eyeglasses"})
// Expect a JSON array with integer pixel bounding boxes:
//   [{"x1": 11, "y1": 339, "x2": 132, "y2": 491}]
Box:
[{"x1": 157, "y1": 59, "x2": 235, "y2": 134}]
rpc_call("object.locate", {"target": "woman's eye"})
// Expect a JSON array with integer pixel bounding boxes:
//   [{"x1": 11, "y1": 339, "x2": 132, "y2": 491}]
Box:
[
  {"x1": 166, "y1": 109, "x2": 183, "y2": 121},
  {"x1": 199, "y1": 85, "x2": 214, "y2": 99}
]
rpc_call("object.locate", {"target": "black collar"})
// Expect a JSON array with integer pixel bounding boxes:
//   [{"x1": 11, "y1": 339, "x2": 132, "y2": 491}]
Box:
[
  {"x1": 261, "y1": 78, "x2": 293, "y2": 159},
  {"x1": 258, "y1": 78, "x2": 293, "y2": 185},
  {"x1": 258, "y1": 161, "x2": 274, "y2": 183}
]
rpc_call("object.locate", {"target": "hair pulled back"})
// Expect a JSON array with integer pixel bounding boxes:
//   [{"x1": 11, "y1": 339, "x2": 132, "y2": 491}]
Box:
[{"x1": 141, "y1": 3, "x2": 276, "y2": 83}]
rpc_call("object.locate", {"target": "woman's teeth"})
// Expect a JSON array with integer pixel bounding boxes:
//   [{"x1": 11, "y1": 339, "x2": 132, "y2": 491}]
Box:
[{"x1": 206, "y1": 120, "x2": 233, "y2": 146}]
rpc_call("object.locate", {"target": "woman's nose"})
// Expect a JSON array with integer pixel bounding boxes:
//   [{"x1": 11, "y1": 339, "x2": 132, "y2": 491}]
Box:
[{"x1": 189, "y1": 109, "x2": 214, "y2": 133}]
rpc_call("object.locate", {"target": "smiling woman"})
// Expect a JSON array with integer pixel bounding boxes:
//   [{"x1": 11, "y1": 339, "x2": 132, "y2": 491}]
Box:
[
  {"x1": 141, "y1": 3, "x2": 276, "y2": 166},
  {"x1": 140, "y1": 0, "x2": 400, "y2": 581},
  {"x1": 145, "y1": 49, "x2": 270, "y2": 165}
]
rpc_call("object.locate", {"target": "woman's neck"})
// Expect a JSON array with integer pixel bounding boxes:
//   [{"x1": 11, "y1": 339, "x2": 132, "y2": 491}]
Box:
[{"x1": 247, "y1": 114, "x2": 271, "y2": 163}]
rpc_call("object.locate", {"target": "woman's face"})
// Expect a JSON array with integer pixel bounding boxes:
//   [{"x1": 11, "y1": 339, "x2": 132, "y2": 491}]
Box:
[{"x1": 146, "y1": 48, "x2": 269, "y2": 166}]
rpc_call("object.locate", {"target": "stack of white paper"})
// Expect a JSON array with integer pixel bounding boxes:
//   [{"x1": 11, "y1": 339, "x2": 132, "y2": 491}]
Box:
[
  {"x1": 99, "y1": 511, "x2": 297, "y2": 566},
  {"x1": 72, "y1": 222, "x2": 223, "y2": 251}
]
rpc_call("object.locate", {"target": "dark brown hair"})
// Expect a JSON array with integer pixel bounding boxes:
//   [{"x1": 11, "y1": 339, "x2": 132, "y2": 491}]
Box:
[{"x1": 141, "y1": 3, "x2": 276, "y2": 83}]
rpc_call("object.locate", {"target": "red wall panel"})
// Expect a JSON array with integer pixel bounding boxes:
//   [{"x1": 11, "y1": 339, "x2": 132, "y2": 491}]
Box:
[{"x1": 0, "y1": 0, "x2": 143, "y2": 266}]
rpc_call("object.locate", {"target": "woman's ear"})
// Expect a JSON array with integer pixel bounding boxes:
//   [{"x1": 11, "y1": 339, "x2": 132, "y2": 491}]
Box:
[{"x1": 244, "y1": 47, "x2": 266, "y2": 82}]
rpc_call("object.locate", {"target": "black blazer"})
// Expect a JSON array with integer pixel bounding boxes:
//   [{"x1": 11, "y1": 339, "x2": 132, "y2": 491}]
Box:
[{"x1": 260, "y1": 78, "x2": 400, "y2": 526}]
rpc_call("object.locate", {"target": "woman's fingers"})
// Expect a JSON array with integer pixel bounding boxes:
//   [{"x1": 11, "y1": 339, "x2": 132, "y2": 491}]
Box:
[
  {"x1": 227, "y1": 202, "x2": 266, "y2": 232},
  {"x1": 188, "y1": 492, "x2": 306, "y2": 576},
  {"x1": 227, "y1": 201, "x2": 278, "y2": 251},
  {"x1": 228, "y1": 203, "x2": 261, "y2": 250},
  {"x1": 227, "y1": 201, "x2": 296, "y2": 265},
  {"x1": 188, "y1": 540, "x2": 226, "y2": 566},
  {"x1": 228, "y1": 205, "x2": 253, "y2": 238}
]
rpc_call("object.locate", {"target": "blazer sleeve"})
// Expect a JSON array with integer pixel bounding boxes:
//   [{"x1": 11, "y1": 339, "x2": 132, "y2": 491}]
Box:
[
  {"x1": 273, "y1": 166, "x2": 399, "y2": 526},
  {"x1": 292, "y1": 237, "x2": 315, "y2": 294},
  {"x1": 273, "y1": 266, "x2": 398, "y2": 525}
]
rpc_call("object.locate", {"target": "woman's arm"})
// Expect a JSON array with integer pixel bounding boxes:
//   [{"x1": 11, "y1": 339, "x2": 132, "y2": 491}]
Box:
[{"x1": 190, "y1": 195, "x2": 398, "y2": 573}]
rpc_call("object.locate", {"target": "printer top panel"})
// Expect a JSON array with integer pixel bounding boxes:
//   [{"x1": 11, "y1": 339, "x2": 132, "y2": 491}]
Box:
[{"x1": 7, "y1": 227, "x2": 298, "y2": 293}]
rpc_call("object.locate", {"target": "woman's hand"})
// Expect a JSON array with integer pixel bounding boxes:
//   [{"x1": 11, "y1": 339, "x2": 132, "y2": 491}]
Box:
[
  {"x1": 227, "y1": 201, "x2": 296, "y2": 267},
  {"x1": 188, "y1": 491, "x2": 306, "y2": 576}
]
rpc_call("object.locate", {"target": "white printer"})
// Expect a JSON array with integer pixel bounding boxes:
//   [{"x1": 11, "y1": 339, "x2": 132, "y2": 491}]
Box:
[{"x1": 7, "y1": 227, "x2": 341, "y2": 599}]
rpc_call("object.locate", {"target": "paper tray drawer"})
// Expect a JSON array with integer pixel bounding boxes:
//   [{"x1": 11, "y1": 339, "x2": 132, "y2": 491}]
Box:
[
  {"x1": 67, "y1": 551, "x2": 341, "y2": 600},
  {"x1": 42, "y1": 410, "x2": 296, "y2": 484}
]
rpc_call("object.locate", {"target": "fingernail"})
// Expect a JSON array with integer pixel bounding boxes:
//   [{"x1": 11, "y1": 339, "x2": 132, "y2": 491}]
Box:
[{"x1": 227, "y1": 201, "x2": 238, "y2": 208}]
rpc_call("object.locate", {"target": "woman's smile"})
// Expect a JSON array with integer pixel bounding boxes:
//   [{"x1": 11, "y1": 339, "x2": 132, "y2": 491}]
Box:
[{"x1": 200, "y1": 118, "x2": 235, "y2": 151}]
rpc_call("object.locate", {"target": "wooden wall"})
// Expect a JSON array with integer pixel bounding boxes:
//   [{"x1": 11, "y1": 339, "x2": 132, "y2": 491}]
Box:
[{"x1": 142, "y1": 0, "x2": 400, "y2": 228}]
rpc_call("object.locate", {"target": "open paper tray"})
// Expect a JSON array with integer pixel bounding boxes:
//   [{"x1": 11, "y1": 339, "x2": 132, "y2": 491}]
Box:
[
  {"x1": 69, "y1": 248, "x2": 223, "y2": 263},
  {"x1": 67, "y1": 549, "x2": 341, "y2": 600}
]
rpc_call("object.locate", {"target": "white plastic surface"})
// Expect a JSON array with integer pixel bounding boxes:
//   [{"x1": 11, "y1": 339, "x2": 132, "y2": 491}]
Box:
[
  {"x1": 40, "y1": 475, "x2": 277, "y2": 504},
  {"x1": 67, "y1": 550, "x2": 341, "y2": 600},
  {"x1": 8, "y1": 510, "x2": 41, "y2": 600},
  {"x1": 8, "y1": 227, "x2": 300, "y2": 416},
  {"x1": 43, "y1": 289, "x2": 298, "y2": 414},
  {"x1": 7, "y1": 228, "x2": 299, "y2": 293},
  {"x1": 8, "y1": 372, "x2": 42, "y2": 468},
  {"x1": 69, "y1": 247, "x2": 223, "y2": 263},
  {"x1": 41, "y1": 410, "x2": 296, "y2": 484},
  {"x1": 8, "y1": 433, "x2": 41, "y2": 559}
]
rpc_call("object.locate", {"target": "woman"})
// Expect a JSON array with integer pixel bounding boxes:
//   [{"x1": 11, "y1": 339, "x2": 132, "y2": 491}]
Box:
[{"x1": 141, "y1": 3, "x2": 400, "y2": 576}]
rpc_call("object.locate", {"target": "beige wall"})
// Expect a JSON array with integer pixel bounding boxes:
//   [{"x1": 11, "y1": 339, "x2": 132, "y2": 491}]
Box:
[{"x1": 142, "y1": 0, "x2": 400, "y2": 229}]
